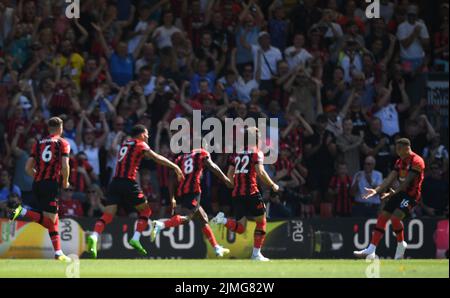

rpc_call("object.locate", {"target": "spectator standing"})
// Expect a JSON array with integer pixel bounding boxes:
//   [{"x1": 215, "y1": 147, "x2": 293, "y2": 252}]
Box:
[{"x1": 351, "y1": 156, "x2": 383, "y2": 218}]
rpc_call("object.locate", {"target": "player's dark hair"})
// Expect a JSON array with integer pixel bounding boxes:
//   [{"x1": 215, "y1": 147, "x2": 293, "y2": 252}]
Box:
[
  {"x1": 131, "y1": 124, "x2": 147, "y2": 138},
  {"x1": 396, "y1": 138, "x2": 411, "y2": 147},
  {"x1": 48, "y1": 117, "x2": 63, "y2": 128}
]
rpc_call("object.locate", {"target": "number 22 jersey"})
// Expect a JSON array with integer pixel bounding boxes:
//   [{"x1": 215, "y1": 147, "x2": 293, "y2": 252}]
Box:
[{"x1": 229, "y1": 151, "x2": 264, "y2": 197}]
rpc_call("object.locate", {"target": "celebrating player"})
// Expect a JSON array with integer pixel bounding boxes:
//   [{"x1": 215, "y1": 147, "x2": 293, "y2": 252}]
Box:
[
  {"x1": 211, "y1": 127, "x2": 279, "y2": 261},
  {"x1": 150, "y1": 143, "x2": 234, "y2": 257},
  {"x1": 9, "y1": 117, "x2": 72, "y2": 262},
  {"x1": 354, "y1": 138, "x2": 425, "y2": 259},
  {"x1": 86, "y1": 125, "x2": 183, "y2": 258}
]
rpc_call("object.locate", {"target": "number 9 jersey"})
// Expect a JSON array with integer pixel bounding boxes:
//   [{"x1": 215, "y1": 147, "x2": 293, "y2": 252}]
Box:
[
  {"x1": 31, "y1": 134, "x2": 71, "y2": 182},
  {"x1": 229, "y1": 150, "x2": 264, "y2": 197}
]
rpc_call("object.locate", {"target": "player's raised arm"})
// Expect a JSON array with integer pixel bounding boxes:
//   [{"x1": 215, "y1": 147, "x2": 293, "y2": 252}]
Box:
[
  {"x1": 145, "y1": 149, "x2": 184, "y2": 182},
  {"x1": 205, "y1": 156, "x2": 233, "y2": 188},
  {"x1": 363, "y1": 170, "x2": 398, "y2": 200},
  {"x1": 255, "y1": 163, "x2": 279, "y2": 192}
]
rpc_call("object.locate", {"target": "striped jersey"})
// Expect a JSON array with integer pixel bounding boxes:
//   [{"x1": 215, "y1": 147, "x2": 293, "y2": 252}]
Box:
[
  {"x1": 114, "y1": 139, "x2": 150, "y2": 181},
  {"x1": 229, "y1": 150, "x2": 263, "y2": 197},
  {"x1": 175, "y1": 149, "x2": 210, "y2": 196},
  {"x1": 31, "y1": 134, "x2": 71, "y2": 182}
]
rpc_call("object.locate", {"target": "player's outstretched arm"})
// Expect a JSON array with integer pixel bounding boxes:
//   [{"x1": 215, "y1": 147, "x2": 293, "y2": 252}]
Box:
[
  {"x1": 363, "y1": 170, "x2": 397, "y2": 200},
  {"x1": 25, "y1": 157, "x2": 36, "y2": 178},
  {"x1": 255, "y1": 164, "x2": 279, "y2": 192},
  {"x1": 383, "y1": 170, "x2": 419, "y2": 200},
  {"x1": 205, "y1": 157, "x2": 233, "y2": 188},
  {"x1": 145, "y1": 149, "x2": 184, "y2": 182}
]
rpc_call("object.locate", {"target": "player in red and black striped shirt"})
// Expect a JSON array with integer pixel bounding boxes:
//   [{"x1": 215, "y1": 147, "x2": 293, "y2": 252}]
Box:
[
  {"x1": 86, "y1": 125, "x2": 183, "y2": 258},
  {"x1": 9, "y1": 117, "x2": 72, "y2": 262},
  {"x1": 211, "y1": 127, "x2": 279, "y2": 261},
  {"x1": 354, "y1": 138, "x2": 425, "y2": 260},
  {"x1": 151, "y1": 147, "x2": 233, "y2": 257}
]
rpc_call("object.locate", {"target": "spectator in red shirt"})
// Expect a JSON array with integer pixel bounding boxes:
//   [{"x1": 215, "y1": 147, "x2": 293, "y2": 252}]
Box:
[
  {"x1": 328, "y1": 162, "x2": 353, "y2": 217},
  {"x1": 58, "y1": 187, "x2": 84, "y2": 218},
  {"x1": 69, "y1": 152, "x2": 97, "y2": 194}
]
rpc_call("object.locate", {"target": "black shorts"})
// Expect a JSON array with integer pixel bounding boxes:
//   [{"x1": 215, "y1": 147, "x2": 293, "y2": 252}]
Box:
[
  {"x1": 106, "y1": 178, "x2": 146, "y2": 207},
  {"x1": 160, "y1": 187, "x2": 170, "y2": 206},
  {"x1": 176, "y1": 193, "x2": 201, "y2": 211},
  {"x1": 383, "y1": 192, "x2": 417, "y2": 216},
  {"x1": 32, "y1": 180, "x2": 59, "y2": 213},
  {"x1": 232, "y1": 193, "x2": 266, "y2": 220}
]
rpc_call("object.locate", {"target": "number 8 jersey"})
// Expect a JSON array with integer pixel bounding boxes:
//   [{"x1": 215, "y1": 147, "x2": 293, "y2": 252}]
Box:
[
  {"x1": 31, "y1": 134, "x2": 71, "y2": 182},
  {"x1": 175, "y1": 148, "x2": 210, "y2": 197},
  {"x1": 229, "y1": 150, "x2": 264, "y2": 197}
]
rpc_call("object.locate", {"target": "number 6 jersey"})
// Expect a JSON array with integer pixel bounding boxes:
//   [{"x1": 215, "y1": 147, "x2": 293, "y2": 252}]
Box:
[
  {"x1": 31, "y1": 134, "x2": 71, "y2": 182},
  {"x1": 229, "y1": 150, "x2": 264, "y2": 197}
]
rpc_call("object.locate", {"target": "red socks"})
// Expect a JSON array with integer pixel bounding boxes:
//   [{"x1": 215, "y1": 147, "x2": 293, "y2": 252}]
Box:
[
  {"x1": 163, "y1": 215, "x2": 185, "y2": 228},
  {"x1": 23, "y1": 210, "x2": 61, "y2": 252},
  {"x1": 47, "y1": 215, "x2": 61, "y2": 251},
  {"x1": 225, "y1": 219, "x2": 245, "y2": 234},
  {"x1": 391, "y1": 216, "x2": 405, "y2": 242},
  {"x1": 202, "y1": 225, "x2": 218, "y2": 247},
  {"x1": 254, "y1": 218, "x2": 267, "y2": 249},
  {"x1": 371, "y1": 214, "x2": 389, "y2": 246},
  {"x1": 23, "y1": 209, "x2": 43, "y2": 223},
  {"x1": 94, "y1": 213, "x2": 114, "y2": 234},
  {"x1": 136, "y1": 206, "x2": 152, "y2": 233}
]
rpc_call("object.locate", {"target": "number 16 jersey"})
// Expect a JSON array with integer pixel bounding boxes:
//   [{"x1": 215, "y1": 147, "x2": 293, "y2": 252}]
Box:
[{"x1": 229, "y1": 151, "x2": 263, "y2": 197}]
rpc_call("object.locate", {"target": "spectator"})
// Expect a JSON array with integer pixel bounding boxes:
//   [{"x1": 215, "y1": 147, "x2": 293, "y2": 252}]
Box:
[
  {"x1": 247, "y1": 31, "x2": 282, "y2": 94},
  {"x1": 229, "y1": 48, "x2": 259, "y2": 104},
  {"x1": 396, "y1": 5, "x2": 430, "y2": 73},
  {"x1": 284, "y1": 34, "x2": 313, "y2": 70},
  {"x1": 351, "y1": 156, "x2": 383, "y2": 217},
  {"x1": 75, "y1": 111, "x2": 110, "y2": 177},
  {"x1": 304, "y1": 114, "x2": 337, "y2": 208},
  {"x1": 420, "y1": 162, "x2": 449, "y2": 217},
  {"x1": 362, "y1": 117, "x2": 394, "y2": 177},
  {"x1": 336, "y1": 118, "x2": 363, "y2": 176},
  {"x1": 422, "y1": 134, "x2": 449, "y2": 176},
  {"x1": 0, "y1": 169, "x2": 21, "y2": 204},
  {"x1": 58, "y1": 187, "x2": 84, "y2": 218},
  {"x1": 10, "y1": 126, "x2": 35, "y2": 206},
  {"x1": 372, "y1": 79, "x2": 410, "y2": 137},
  {"x1": 153, "y1": 10, "x2": 182, "y2": 49},
  {"x1": 328, "y1": 162, "x2": 352, "y2": 217},
  {"x1": 69, "y1": 151, "x2": 96, "y2": 196},
  {"x1": 84, "y1": 184, "x2": 106, "y2": 218}
]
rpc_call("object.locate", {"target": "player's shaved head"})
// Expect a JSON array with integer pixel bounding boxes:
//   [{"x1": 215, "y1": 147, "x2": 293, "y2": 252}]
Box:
[{"x1": 131, "y1": 124, "x2": 147, "y2": 138}]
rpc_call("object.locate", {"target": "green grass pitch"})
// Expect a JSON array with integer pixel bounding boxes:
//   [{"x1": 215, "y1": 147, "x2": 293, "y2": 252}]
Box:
[{"x1": 0, "y1": 259, "x2": 448, "y2": 278}]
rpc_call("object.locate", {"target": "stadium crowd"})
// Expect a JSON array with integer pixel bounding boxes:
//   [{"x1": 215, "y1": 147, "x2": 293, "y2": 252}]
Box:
[{"x1": 0, "y1": 0, "x2": 448, "y2": 220}]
